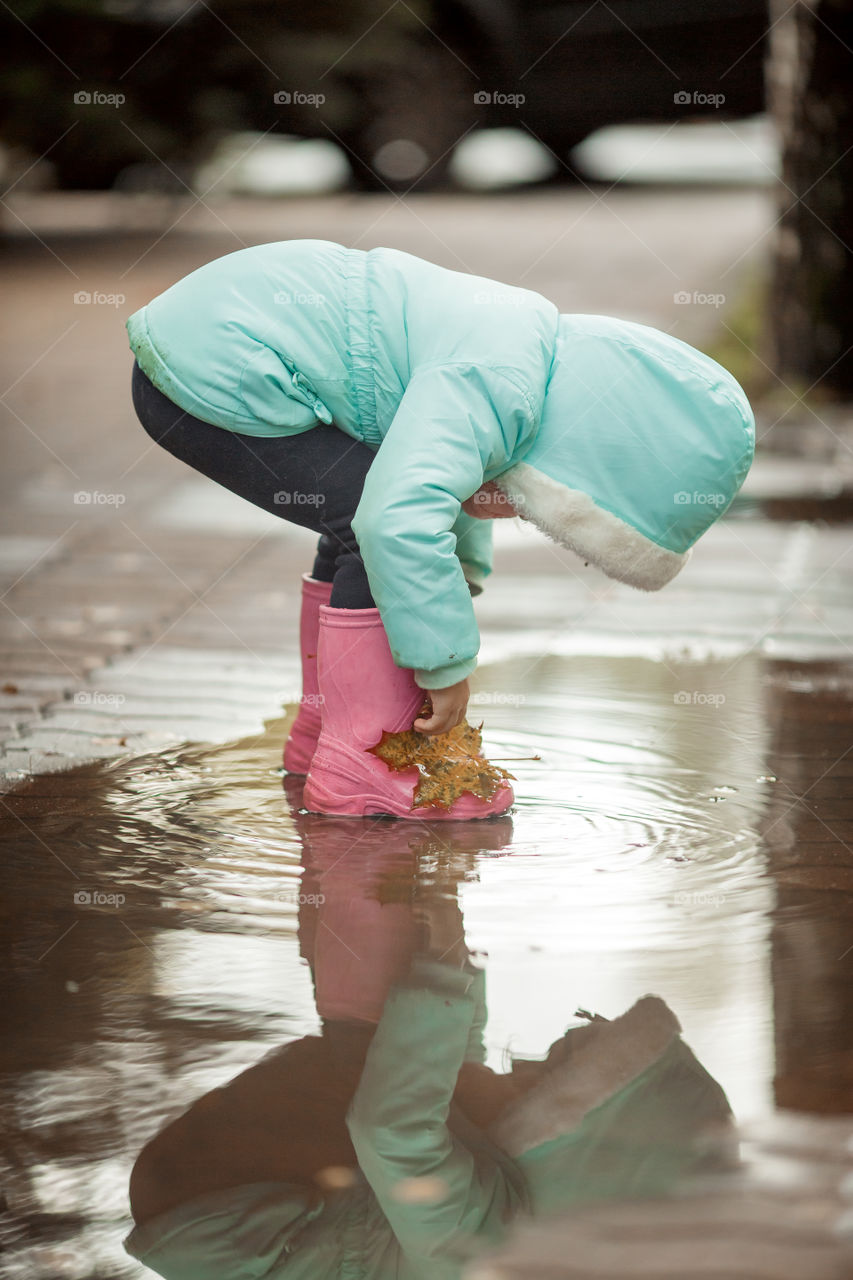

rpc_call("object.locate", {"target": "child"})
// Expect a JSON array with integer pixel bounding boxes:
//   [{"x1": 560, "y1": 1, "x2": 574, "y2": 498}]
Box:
[{"x1": 128, "y1": 239, "x2": 754, "y2": 820}]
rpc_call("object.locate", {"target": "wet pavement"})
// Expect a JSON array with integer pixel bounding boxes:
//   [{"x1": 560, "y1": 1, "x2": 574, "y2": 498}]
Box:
[{"x1": 3, "y1": 191, "x2": 853, "y2": 1276}]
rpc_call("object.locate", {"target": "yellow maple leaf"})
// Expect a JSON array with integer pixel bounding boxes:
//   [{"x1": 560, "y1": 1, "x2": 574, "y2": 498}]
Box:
[{"x1": 368, "y1": 720, "x2": 513, "y2": 811}]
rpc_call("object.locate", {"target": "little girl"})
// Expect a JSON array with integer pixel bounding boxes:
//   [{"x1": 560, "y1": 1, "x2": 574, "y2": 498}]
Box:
[{"x1": 128, "y1": 239, "x2": 754, "y2": 820}]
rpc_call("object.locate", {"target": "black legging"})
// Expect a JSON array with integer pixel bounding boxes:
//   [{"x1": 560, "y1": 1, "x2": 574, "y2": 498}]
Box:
[{"x1": 131, "y1": 362, "x2": 375, "y2": 608}]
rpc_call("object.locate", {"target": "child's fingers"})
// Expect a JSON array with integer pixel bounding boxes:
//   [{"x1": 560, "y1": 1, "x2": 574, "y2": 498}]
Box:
[
  {"x1": 414, "y1": 680, "x2": 469, "y2": 735},
  {"x1": 414, "y1": 705, "x2": 465, "y2": 735},
  {"x1": 414, "y1": 709, "x2": 452, "y2": 735}
]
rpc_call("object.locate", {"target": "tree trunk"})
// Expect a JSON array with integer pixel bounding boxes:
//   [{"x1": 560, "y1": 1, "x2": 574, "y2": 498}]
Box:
[{"x1": 767, "y1": 0, "x2": 853, "y2": 397}]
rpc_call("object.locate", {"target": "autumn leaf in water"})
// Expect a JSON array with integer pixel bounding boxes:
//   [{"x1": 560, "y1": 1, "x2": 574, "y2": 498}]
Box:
[{"x1": 368, "y1": 720, "x2": 514, "y2": 811}]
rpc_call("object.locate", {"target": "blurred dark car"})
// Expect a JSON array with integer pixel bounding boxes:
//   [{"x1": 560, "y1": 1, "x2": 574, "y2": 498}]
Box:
[
  {"x1": 0, "y1": 0, "x2": 768, "y2": 191},
  {"x1": 342, "y1": 0, "x2": 770, "y2": 186}
]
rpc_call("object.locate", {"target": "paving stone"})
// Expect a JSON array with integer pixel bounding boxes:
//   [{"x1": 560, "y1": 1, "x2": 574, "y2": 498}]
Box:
[
  {"x1": 0, "y1": 712, "x2": 31, "y2": 732},
  {"x1": 0, "y1": 691, "x2": 46, "y2": 714},
  {"x1": 103, "y1": 645, "x2": 295, "y2": 681},
  {"x1": 40, "y1": 698, "x2": 284, "y2": 726},
  {"x1": 0, "y1": 648, "x2": 103, "y2": 677},
  {"x1": 0, "y1": 535, "x2": 69, "y2": 578}
]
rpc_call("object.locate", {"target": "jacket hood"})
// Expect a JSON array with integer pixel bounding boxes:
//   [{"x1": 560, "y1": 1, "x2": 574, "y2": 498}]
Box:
[
  {"x1": 488, "y1": 996, "x2": 737, "y2": 1216},
  {"x1": 488, "y1": 996, "x2": 682, "y2": 1157},
  {"x1": 494, "y1": 315, "x2": 755, "y2": 591}
]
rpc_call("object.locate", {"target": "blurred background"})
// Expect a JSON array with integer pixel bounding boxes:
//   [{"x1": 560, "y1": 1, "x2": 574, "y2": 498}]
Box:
[
  {"x1": 2, "y1": 0, "x2": 852, "y2": 405},
  {"x1": 2, "y1": 0, "x2": 770, "y2": 192}
]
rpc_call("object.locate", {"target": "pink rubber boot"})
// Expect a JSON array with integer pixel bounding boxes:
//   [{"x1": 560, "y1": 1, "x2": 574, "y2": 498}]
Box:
[
  {"x1": 283, "y1": 574, "x2": 333, "y2": 774},
  {"x1": 303, "y1": 606, "x2": 514, "y2": 820}
]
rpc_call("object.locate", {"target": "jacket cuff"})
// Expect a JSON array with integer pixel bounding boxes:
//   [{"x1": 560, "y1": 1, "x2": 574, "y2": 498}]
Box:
[
  {"x1": 414, "y1": 656, "x2": 478, "y2": 690},
  {"x1": 460, "y1": 561, "x2": 487, "y2": 596},
  {"x1": 406, "y1": 955, "x2": 480, "y2": 996}
]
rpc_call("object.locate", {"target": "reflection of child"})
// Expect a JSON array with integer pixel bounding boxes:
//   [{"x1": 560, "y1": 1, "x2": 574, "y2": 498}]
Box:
[
  {"x1": 126, "y1": 973, "x2": 733, "y2": 1279},
  {"x1": 128, "y1": 239, "x2": 754, "y2": 820}
]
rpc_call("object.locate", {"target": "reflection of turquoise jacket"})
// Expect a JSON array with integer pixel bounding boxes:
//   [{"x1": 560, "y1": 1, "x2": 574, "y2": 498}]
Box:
[
  {"x1": 127, "y1": 240, "x2": 754, "y2": 688},
  {"x1": 124, "y1": 962, "x2": 523, "y2": 1280},
  {"x1": 124, "y1": 963, "x2": 731, "y2": 1280}
]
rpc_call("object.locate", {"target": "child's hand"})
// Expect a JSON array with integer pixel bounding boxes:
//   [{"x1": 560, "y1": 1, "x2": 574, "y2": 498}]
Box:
[
  {"x1": 414, "y1": 679, "x2": 470, "y2": 735},
  {"x1": 414, "y1": 898, "x2": 469, "y2": 966}
]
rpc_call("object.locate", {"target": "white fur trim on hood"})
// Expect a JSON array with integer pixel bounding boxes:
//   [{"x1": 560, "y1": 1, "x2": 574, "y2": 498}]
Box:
[
  {"x1": 488, "y1": 995, "x2": 681, "y2": 1157},
  {"x1": 494, "y1": 462, "x2": 690, "y2": 591}
]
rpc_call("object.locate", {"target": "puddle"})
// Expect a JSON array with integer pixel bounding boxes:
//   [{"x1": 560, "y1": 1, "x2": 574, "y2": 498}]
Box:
[{"x1": 1, "y1": 652, "x2": 852, "y2": 1277}]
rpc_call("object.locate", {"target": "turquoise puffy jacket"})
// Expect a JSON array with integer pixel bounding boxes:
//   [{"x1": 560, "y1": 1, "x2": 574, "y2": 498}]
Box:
[{"x1": 127, "y1": 240, "x2": 754, "y2": 689}]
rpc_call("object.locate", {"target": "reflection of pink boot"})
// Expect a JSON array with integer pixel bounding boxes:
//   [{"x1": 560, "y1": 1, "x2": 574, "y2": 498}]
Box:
[
  {"x1": 283, "y1": 575, "x2": 333, "y2": 774},
  {"x1": 303, "y1": 606, "x2": 514, "y2": 820}
]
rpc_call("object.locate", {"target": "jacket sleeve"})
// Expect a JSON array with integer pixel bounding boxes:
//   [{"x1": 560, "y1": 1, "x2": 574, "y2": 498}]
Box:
[
  {"x1": 351, "y1": 364, "x2": 534, "y2": 689},
  {"x1": 451, "y1": 510, "x2": 494, "y2": 596},
  {"x1": 346, "y1": 957, "x2": 524, "y2": 1263},
  {"x1": 464, "y1": 962, "x2": 489, "y2": 1064}
]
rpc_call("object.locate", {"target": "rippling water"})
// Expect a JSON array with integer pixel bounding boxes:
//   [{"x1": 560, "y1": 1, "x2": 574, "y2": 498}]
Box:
[{"x1": 2, "y1": 651, "x2": 850, "y2": 1278}]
